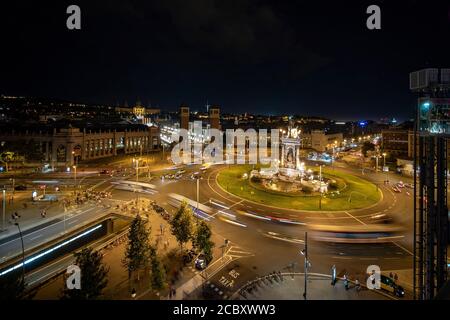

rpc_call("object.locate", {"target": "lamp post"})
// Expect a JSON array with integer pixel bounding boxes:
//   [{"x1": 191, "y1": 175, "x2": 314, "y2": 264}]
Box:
[
  {"x1": 2, "y1": 189, "x2": 5, "y2": 231},
  {"x1": 73, "y1": 165, "x2": 77, "y2": 187},
  {"x1": 319, "y1": 165, "x2": 323, "y2": 209},
  {"x1": 11, "y1": 177, "x2": 15, "y2": 197},
  {"x1": 15, "y1": 222, "x2": 26, "y2": 285},
  {"x1": 196, "y1": 177, "x2": 200, "y2": 223},
  {"x1": 300, "y1": 232, "x2": 310, "y2": 300}
]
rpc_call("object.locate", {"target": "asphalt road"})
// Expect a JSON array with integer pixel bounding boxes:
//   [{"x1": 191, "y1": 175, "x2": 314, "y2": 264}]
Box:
[
  {"x1": 0, "y1": 157, "x2": 416, "y2": 299},
  {"x1": 0, "y1": 203, "x2": 113, "y2": 264},
  {"x1": 107, "y1": 159, "x2": 415, "y2": 299}
]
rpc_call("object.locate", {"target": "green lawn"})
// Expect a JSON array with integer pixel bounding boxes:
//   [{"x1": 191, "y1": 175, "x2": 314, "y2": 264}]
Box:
[{"x1": 216, "y1": 165, "x2": 381, "y2": 211}]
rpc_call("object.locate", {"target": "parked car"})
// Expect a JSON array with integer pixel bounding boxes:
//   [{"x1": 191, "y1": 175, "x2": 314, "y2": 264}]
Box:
[{"x1": 14, "y1": 185, "x2": 27, "y2": 191}]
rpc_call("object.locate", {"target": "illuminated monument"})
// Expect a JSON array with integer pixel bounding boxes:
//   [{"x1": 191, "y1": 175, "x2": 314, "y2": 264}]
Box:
[{"x1": 279, "y1": 126, "x2": 302, "y2": 177}]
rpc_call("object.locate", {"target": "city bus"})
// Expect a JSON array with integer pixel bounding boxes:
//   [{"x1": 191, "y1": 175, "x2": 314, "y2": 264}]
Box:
[
  {"x1": 167, "y1": 193, "x2": 215, "y2": 221},
  {"x1": 111, "y1": 180, "x2": 158, "y2": 194},
  {"x1": 308, "y1": 224, "x2": 404, "y2": 244}
]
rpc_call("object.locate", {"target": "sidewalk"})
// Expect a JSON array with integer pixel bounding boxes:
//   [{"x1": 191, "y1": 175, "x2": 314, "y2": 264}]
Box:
[{"x1": 235, "y1": 273, "x2": 392, "y2": 300}]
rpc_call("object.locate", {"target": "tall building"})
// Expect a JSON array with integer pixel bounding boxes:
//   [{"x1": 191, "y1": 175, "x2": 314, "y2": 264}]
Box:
[
  {"x1": 209, "y1": 105, "x2": 221, "y2": 130},
  {"x1": 381, "y1": 129, "x2": 412, "y2": 157},
  {"x1": 179, "y1": 104, "x2": 189, "y2": 130}
]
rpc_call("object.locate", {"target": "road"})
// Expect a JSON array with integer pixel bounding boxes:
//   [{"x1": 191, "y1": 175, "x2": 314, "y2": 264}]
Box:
[
  {"x1": 0, "y1": 203, "x2": 114, "y2": 264},
  {"x1": 106, "y1": 159, "x2": 415, "y2": 299},
  {"x1": 0, "y1": 155, "x2": 416, "y2": 299}
]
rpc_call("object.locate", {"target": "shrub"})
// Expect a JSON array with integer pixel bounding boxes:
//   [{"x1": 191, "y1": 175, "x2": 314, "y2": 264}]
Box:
[{"x1": 302, "y1": 185, "x2": 313, "y2": 194}]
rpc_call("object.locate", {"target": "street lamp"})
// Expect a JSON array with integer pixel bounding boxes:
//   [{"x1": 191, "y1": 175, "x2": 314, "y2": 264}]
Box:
[
  {"x1": 72, "y1": 165, "x2": 77, "y2": 187},
  {"x1": 2, "y1": 188, "x2": 5, "y2": 231},
  {"x1": 382, "y1": 153, "x2": 389, "y2": 183},
  {"x1": 196, "y1": 176, "x2": 200, "y2": 223},
  {"x1": 15, "y1": 222, "x2": 26, "y2": 285},
  {"x1": 300, "y1": 232, "x2": 310, "y2": 300},
  {"x1": 318, "y1": 165, "x2": 323, "y2": 209}
]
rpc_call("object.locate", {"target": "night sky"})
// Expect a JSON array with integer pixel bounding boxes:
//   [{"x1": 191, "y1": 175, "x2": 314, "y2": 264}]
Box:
[{"x1": 1, "y1": 1, "x2": 449, "y2": 120}]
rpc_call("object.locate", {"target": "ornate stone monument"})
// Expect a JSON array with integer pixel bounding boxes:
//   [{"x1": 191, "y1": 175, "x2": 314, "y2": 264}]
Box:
[{"x1": 280, "y1": 126, "x2": 301, "y2": 177}]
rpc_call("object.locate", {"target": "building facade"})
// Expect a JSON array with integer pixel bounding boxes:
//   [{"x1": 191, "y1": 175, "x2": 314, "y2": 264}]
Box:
[
  {"x1": 0, "y1": 124, "x2": 160, "y2": 167},
  {"x1": 303, "y1": 130, "x2": 344, "y2": 152}
]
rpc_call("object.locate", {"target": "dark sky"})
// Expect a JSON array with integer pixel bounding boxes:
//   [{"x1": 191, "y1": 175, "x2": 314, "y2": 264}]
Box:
[{"x1": 1, "y1": 1, "x2": 449, "y2": 120}]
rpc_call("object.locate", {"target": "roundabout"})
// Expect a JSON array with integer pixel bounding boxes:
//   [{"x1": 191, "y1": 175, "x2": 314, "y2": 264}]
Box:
[{"x1": 216, "y1": 164, "x2": 381, "y2": 211}]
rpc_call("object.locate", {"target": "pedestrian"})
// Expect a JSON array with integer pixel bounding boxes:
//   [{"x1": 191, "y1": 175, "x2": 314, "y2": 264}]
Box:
[
  {"x1": 355, "y1": 279, "x2": 361, "y2": 292},
  {"x1": 344, "y1": 274, "x2": 349, "y2": 290},
  {"x1": 131, "y1": 288, "x2": 136, "y2": 298},
  {"x1": 331, "y1": 265, "x2": 337, "y2": 286},
  {"x1": 394, "y1": 273, "x2": 398, "y2": 282},
  {"x1": 389, "y1": 272, "x2": 393, "y2": 278}
]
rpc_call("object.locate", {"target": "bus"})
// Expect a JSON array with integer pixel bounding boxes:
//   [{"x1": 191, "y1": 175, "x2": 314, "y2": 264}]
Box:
[
  {"x1": 167, "y1": 193, "x2": 215, "y2": 221},
  {"x1": 308, "y1": 224, "x2": 404, "y2": 244},
  {"x1": 111, "y1": 180, "x2": 158, "y2": 195}
]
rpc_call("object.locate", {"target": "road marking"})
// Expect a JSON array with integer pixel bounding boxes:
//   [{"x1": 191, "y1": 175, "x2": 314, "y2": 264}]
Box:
[
  {"x1": 29, "y1": 235, "x2": 42, "y2": 241},
  {"x1": 332, "y1": 256, "x2": 352, "y2": 260},
  {"x1": 344, "y1": 211, "x2": 366, "y2": 225},
  {"x1": 344, "y1": 211, "x2": 413, "y2": 256},
  {"x1": 229, "y1": 199, "x2": 244, "y2": 209}
]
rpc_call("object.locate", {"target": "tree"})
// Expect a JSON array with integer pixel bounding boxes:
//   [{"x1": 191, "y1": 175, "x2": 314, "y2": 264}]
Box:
[
  {"x1": 123, "y1": 214, "x2": 152, "y2": 280},
  {"x1": 192, "y1": 221, "x2": 215, "y2": 263},
  {"x1": 62, "y1": 248, "x2": 109, "y2": 300},
  {"x1": 149, "y1": 246, "x2": 165, "y2": 291},
  {"x1": 361, "y1": 141, "x2": 375, "y2": 157},
  {"x1": 0, "y1": 271, "x2": 25, "y2": 300},
  {"x1": 170, "y1": 200, "x2": 194, "y2": 253}
]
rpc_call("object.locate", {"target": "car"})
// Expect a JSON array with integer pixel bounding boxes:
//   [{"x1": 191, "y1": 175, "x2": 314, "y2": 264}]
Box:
[
  {"x1": 176, "y1": 169, "x2": 186, "y2": 175},
  {"x1": 392, "y1": 186, "x2": 401, "y2": 193},
  {"x1": 14, "y1": 185, "x2": 27, "y2": 191},
  {"x1": 200, "y1": 166, "x2": 208, "y2": 171},
  {"x1": 380, "y1": 275, "x2": 405, "y2": 297},
  {"x1": 175, "y1": 173, "x2": 182, "y2": 179},
  {"x1": 190, "y1": 172, "x2": 201, "y2": 179},
  {"x1": 100, "y1": 169, "x2": 110, "y2": 174},
  {"x1": 195, "y1": 254, "x2": 208, "y2": 270}
]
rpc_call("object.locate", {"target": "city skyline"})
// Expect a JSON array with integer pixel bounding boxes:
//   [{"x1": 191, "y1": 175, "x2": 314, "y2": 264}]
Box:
[{"x1": 1, "y1": 1, "x2": 449, "y2": 120}]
